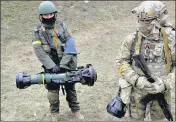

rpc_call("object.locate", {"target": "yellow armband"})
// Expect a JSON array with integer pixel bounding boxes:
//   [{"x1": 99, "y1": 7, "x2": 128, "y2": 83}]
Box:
[
  {"x1": 118, "y1": 64, "x2": 130, "y2": 73},
  {"x1": 32, "y1": 40, "x2": 42, "y2": 45}
]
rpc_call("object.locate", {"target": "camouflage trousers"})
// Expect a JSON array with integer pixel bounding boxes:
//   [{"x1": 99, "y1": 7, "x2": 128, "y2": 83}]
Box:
[{"x1": 46, "y1": 83, "x2": 80, "y2": 114}]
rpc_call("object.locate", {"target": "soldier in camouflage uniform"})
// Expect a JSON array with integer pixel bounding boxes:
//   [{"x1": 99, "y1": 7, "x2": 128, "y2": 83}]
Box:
[
  {"x1": 32, "y1": 1, "x2": 84, "y2": 121},
  {"x1": 116, "y1": 1, "x2": 175, "y2": 121}
]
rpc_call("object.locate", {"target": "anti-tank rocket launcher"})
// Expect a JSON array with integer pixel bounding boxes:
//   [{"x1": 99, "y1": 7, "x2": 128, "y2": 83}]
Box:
[{"x1": 16, "y1": 64, "x2": 97, "y2": 89}]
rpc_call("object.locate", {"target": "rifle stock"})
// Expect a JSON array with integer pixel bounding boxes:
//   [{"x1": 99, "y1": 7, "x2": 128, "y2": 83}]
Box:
[{"x1": 133, "y1": 53, "x2": 173, "y2": 121}]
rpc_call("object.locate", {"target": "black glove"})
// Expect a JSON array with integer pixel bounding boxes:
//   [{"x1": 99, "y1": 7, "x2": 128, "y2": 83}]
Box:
[{"x1": 52, "y1": 65, "x2": 60, "y2": 73}]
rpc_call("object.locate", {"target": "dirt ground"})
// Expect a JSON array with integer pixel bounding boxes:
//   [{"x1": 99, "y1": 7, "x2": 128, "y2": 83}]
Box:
[{"x1": 1, "y1": 1, "x2": 175, "y2": 121}]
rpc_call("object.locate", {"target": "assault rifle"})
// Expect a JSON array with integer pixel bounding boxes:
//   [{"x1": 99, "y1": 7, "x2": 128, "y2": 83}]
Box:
[{"x1": 133, "y1": 53, "x2": 173, "y2": 121}]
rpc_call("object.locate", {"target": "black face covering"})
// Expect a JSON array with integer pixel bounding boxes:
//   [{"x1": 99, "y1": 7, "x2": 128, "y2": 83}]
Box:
[{"x1": 42, "y1": 16, "x2": 56, "y2": 25}]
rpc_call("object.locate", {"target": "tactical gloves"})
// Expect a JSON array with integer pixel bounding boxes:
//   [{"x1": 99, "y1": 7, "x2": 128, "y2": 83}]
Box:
[
  {"x1": 136, "y1": 76, "x2": 166, "y2": 94},
  {"x1": 136, "y1": 76, "x2": 155, "y2": 92},
  {"x1": 148, "y1": 76, "x2": 166, "y2": 94},
  {"x1": 52, "y1": 65, "x2": 60, "y2": 73}
]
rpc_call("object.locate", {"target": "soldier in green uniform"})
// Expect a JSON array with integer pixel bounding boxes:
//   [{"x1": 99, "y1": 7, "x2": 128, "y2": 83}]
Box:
[
  {"x1": 32, "y1": 1, "x2": 84, "y2": 120},
  {"x1": 116, "y1": 1, "x2": 175, "y2": 121}
]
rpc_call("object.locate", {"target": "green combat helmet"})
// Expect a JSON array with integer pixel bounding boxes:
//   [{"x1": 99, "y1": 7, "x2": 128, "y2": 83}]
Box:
[{"x1": 38, "y1": 1, "x2": 57, "y2": 15}]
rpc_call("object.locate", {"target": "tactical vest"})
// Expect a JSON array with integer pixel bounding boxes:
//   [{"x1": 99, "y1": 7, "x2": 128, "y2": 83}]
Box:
[{"x1": 130, "y1": 28, "x2": 172, "y2": 78}]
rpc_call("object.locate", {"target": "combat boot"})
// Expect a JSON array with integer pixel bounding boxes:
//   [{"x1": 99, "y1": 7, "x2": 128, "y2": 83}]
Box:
[{"x1": 72, "y1": 111, "x2": 84, "y2": 120}]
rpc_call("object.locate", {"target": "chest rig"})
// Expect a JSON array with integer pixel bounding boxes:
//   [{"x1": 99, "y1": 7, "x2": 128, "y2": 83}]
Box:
[{"x1": 130, "y1": 28, "x2": 171, "y2": 77}]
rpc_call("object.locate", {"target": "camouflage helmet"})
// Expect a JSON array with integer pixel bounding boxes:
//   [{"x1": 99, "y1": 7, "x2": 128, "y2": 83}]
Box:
[
  {"x1": 137, "y1": 1, "x2": 158, "y2": 21},
  {"x1": 38, "y1": 1, "x2": 57, "y2": 15},
  {"x1": 132, "y1": 1, "x2": 169, "y2": 26}
]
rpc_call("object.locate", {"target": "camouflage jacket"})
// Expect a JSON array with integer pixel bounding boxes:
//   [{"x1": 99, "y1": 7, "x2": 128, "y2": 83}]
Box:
[
  {"x1": 32, "y1": 20, "x2": 78, "y2": 70},
  {"x1": 116, "y1": 26, "x2": 175, "y2": 91}
]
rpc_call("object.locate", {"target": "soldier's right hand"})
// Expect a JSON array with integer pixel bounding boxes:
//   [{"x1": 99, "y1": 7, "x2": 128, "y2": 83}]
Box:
[
  {"x1": 52, "y1": 65, "x2": 60, "y2": 73},
  {"x1": 136, "y1": 76, "x2": 155, "y2": 92}
]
